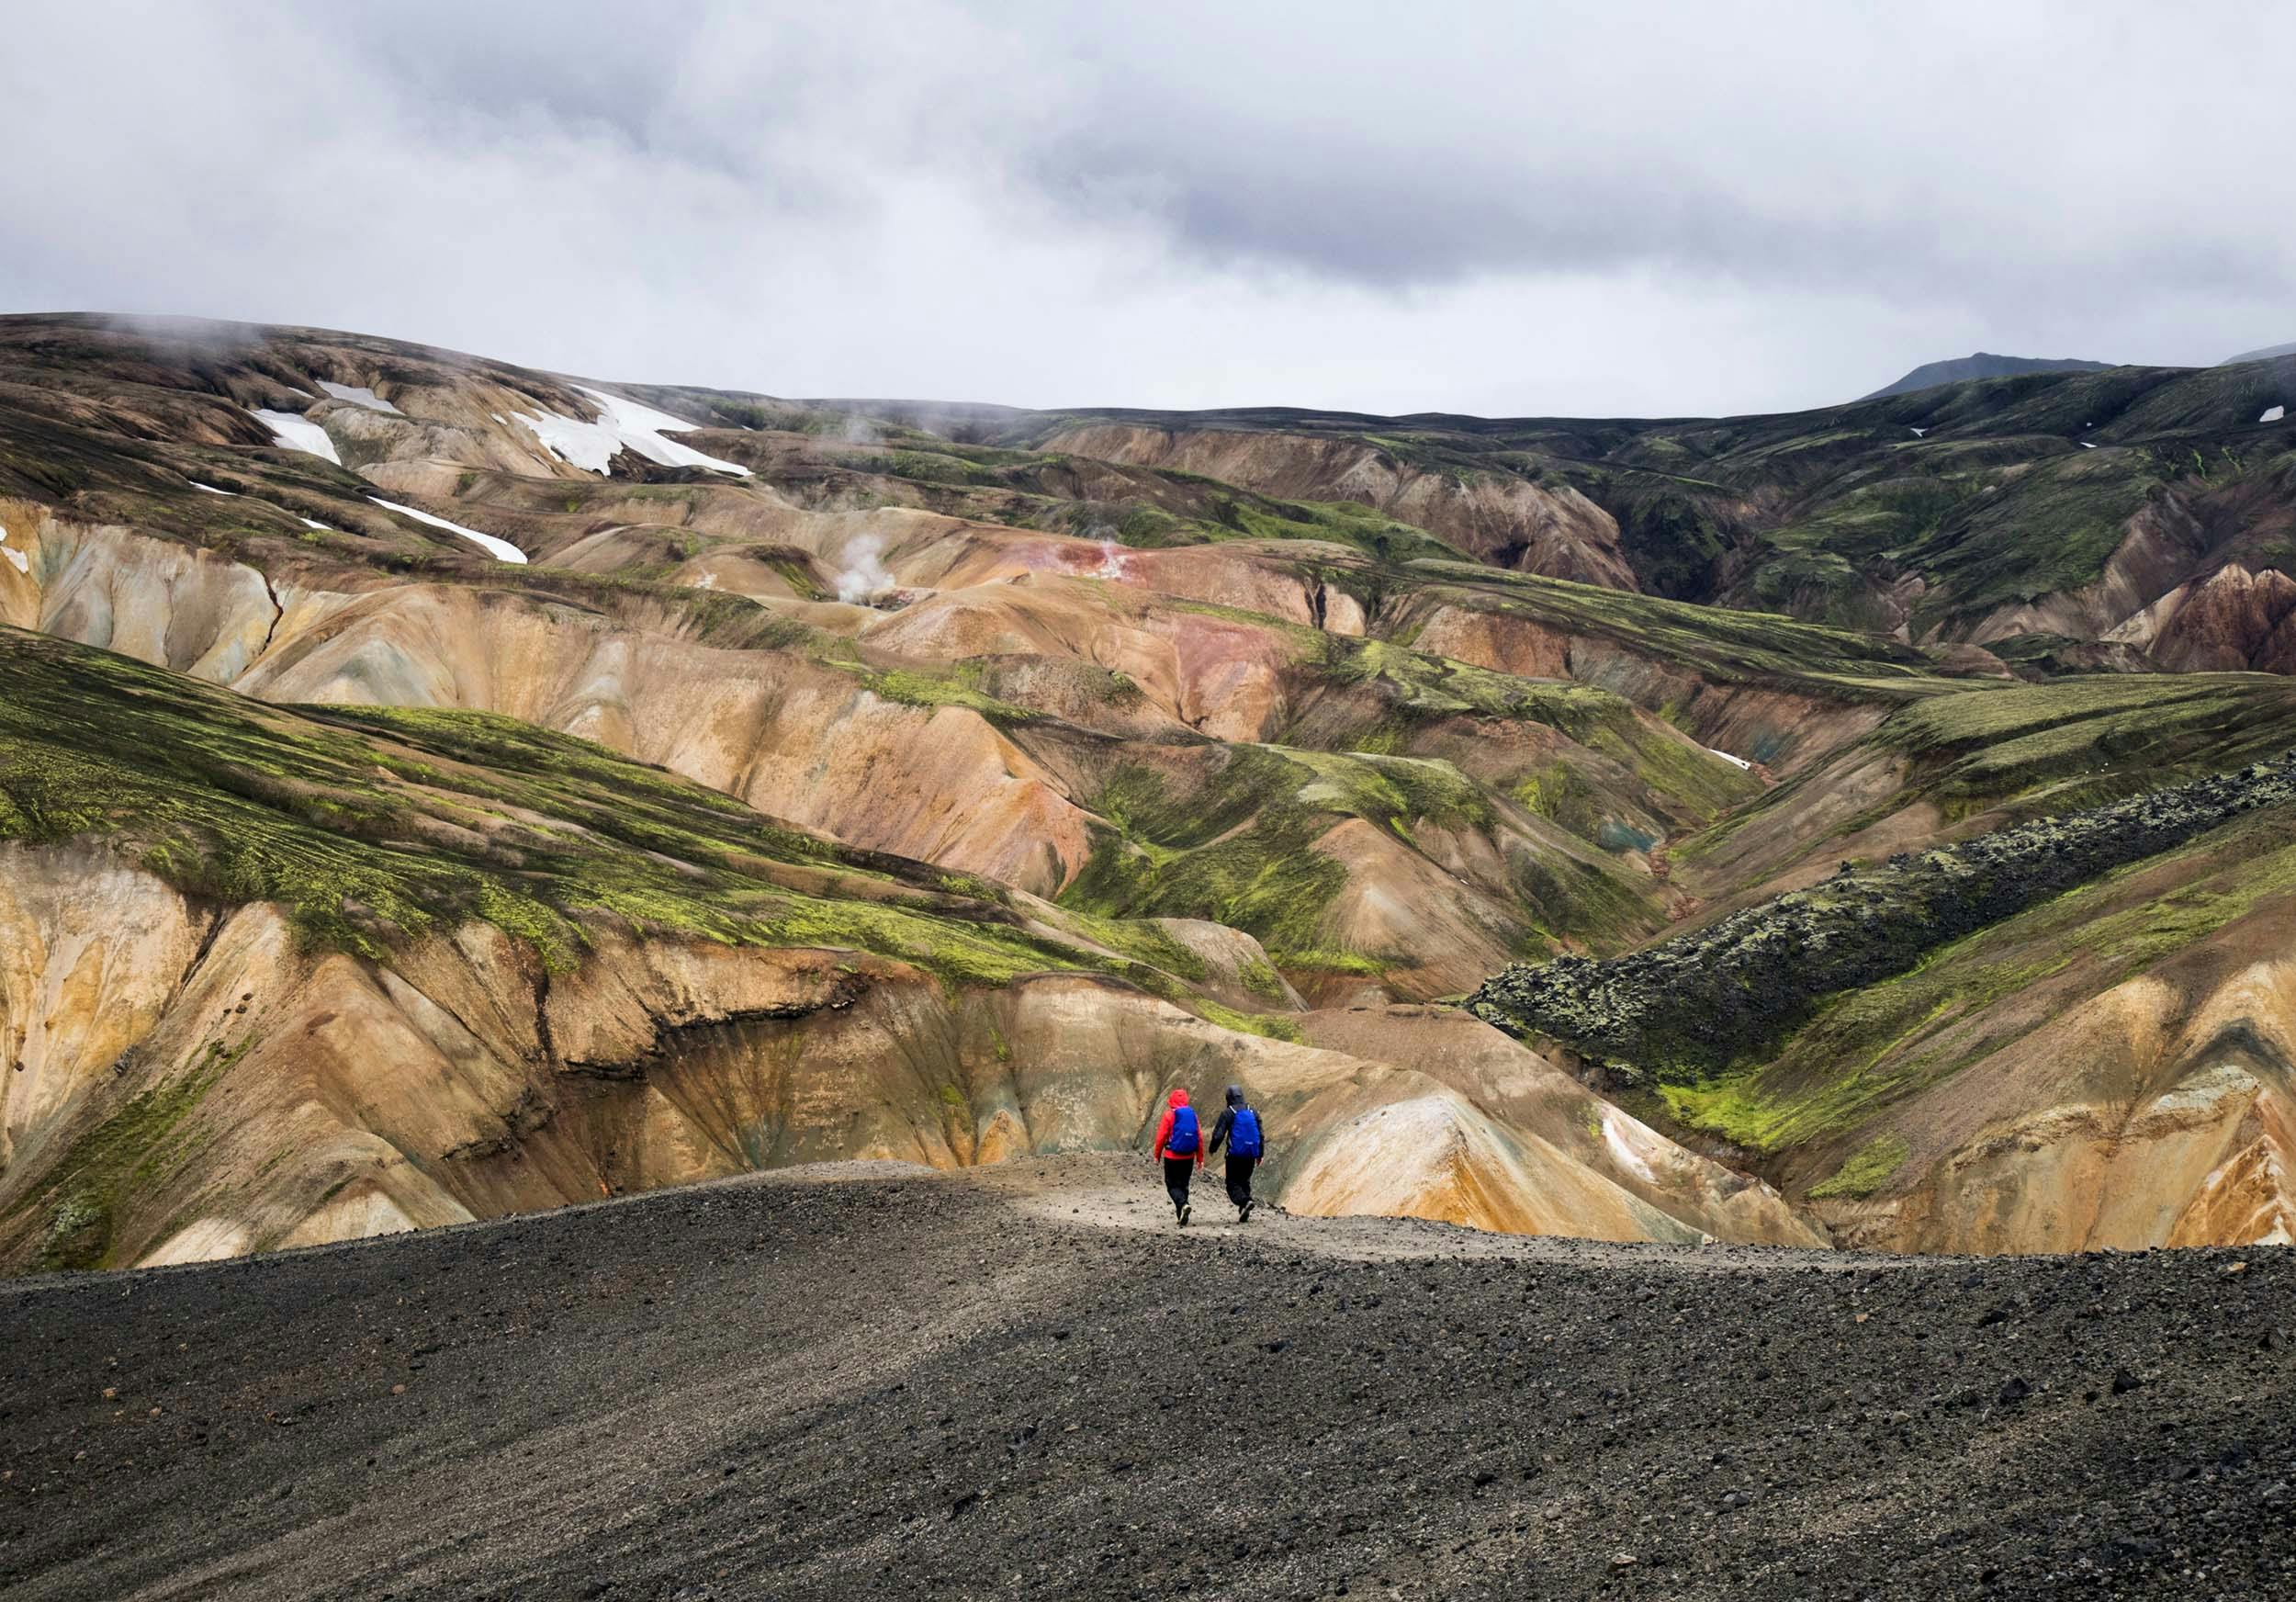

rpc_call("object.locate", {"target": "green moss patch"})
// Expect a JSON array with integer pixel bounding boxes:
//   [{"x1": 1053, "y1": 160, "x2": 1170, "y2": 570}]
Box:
[
  {"x1": 0, "y1": 630, "x2": 1126, "y2": 991},
  {"x1": 1807, "y1": 1135, "x2": 1912, "y2": 1200},
  {"x1": 15, "y1": 1034, "x2": 248, "y2": 1271}
]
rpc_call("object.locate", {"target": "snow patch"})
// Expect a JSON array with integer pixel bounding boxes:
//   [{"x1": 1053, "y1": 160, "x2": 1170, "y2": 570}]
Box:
[
  {"x1": 298, "y1": 516, "x2": 331, "y2": 531},
  {"x1": 192, "y1": 481, "x2": 237, "y2": 495},
  {"x1": 319, "y1": 380, "x2": 403, "y2": 415},
  {"x1": 1706, "y1": 746, "x2": 1752, "y2": 770},
  {"x1": 0, "y1": 523, "x2": 25, "y2": 575},
  {"x1": 249, "y1": 407, "x2": 341, "y2": 464},
  {"x1": 511, "y1": 386, "x2": 749, "y2": 477},
  {"x1": 2080, "y1": 441, "x2": 2098, "y2": 449},
  {"x1": 2264, "y1": 405, "x2": 2287, "y2": 423},
  {"x1": 368, "y1": 497, "x2": 527, "y2": 563},
  {"x1": 1908, "y1": 426, "x2": 1927, "y2": 437}
]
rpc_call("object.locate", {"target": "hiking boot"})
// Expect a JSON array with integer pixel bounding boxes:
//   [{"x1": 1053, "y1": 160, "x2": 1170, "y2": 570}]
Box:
[
  {"x1": 1178, "y1": 1202, "x2": 1191, "y2": 1227},
  {"x1": 1241, "y1": 1199, "x2": 1255, "y2": 1223}
]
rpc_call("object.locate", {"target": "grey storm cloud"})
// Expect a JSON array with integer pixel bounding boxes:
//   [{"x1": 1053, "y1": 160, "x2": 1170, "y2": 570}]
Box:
[{"x1": 0, "y1": 1, "x2": 2289, "y2": 417}]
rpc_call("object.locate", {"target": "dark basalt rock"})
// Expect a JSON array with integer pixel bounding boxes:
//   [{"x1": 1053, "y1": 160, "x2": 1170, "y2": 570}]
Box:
[{"x1": 1469, "y1": 750, "x2": 2296, "y2": 1076}]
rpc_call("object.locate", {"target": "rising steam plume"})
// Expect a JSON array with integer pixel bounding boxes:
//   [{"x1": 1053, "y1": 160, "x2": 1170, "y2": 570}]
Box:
[{"x1": 835, "y1": 533, "x2": 895, "y2": 604}]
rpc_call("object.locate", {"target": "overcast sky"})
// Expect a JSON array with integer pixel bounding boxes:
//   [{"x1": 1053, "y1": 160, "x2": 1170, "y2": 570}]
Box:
[{"x1": 3, "y1": 2, "x2": 2289, "y2": 417}]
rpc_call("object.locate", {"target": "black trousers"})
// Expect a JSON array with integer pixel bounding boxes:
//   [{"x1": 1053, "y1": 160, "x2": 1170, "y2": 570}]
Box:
[
  {"x1": 1163, "y1": 1156, "x2": 1195, "y2": 1213},
  {"x1": 1225, "y1": 1155, "x2": 1257, "y2": 1208}
]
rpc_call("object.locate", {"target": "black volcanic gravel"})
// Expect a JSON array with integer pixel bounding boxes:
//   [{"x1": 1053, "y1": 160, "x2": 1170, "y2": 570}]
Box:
[{"x1": 1, "y1": 1156, "x2": 2290, "y2": 1600}]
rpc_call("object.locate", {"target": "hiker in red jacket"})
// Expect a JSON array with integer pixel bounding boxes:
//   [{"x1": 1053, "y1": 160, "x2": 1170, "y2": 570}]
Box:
[{"x1": 1152, "y1": 1087, "x2": 1203, "y2": 1226}]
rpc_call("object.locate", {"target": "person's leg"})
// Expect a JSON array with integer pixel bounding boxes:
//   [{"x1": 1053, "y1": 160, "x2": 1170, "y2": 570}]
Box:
[
  {"x1": 1229, "y1": 1155, "x2": 1256, "y2": 1217},
  {"x1": 1164, "y1": 1156, "x2": 1192, "y2": 1221}
]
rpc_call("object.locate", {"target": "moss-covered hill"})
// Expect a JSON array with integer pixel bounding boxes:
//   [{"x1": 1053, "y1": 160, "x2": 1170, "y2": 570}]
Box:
[{"x1": 0, "y1": 626, "x2": 1225, "y2": 1002}]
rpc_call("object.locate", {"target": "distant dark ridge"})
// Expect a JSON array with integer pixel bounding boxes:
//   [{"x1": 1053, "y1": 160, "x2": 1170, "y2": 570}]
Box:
[
  {"x1": 1469, "y1": 750, "x2": 2296, "y2": 1077},
  {"x1": 1861, "y1": 352, "x2": 2117, "y2": 400},
  {"x1": 2223, "y1": 340, "x2": 2296, "y2": 366}
]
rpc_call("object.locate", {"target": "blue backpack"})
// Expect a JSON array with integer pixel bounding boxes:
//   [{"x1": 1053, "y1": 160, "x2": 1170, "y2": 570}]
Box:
[
  {"x1": 1166, "y1": 1104, "x2": 1199, "y2": 1155},
  {"x1": 1230, "y1": 1106, "x2": 1263, "y2": 1158}
]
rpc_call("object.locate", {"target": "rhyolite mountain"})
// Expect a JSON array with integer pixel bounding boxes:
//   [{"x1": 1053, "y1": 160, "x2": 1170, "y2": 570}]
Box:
[{"x1": 3, "y1": 310, "x2": 2295, "y2": 1270}]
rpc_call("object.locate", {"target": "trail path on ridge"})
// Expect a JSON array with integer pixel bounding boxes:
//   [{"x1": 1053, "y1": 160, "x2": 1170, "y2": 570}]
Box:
[{"x1": 3, "y1": 1155, "x2": 2290, "y2": 1601}]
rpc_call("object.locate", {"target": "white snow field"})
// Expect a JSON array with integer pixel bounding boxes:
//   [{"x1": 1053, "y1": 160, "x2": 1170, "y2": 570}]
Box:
[
  {"x1": 2264, "y1": 405, "x2": 2287, "y2": 423},
  {"x1": 512, "y1": 386, "x2": 749, "y2": 477},
  {"x1": 368, "y1": 497, "x2": 527, "y2": 563},
  {"x1": 318, "y1": 381, "x2": 404, "y2": 414},
  {"x1": 0, "y1": 522, "x2": 27, "y2": 575},
  {"x1": 250, "y1": 408, "x2": 343, "y2": 464},
  {"x1": 1707, "y1": 747, "x2": 1753, "y2": 770},
  {"x1": 192, "y1": 482, "x2": 237, "y2": 495}
]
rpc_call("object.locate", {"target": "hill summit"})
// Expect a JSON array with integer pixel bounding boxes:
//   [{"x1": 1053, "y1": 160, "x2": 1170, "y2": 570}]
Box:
[{"x1": 1861, "y1": 350, "x2": 2117, "y2": 399}]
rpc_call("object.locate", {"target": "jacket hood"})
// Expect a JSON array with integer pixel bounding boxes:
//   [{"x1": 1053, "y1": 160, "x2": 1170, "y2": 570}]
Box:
[
  {"x1": 1167, "y1": 1088, "x2": 1190, "y2": 1108},
  {"x1": 1225, "y1": 1085, "x2": 1244, "y2": 1107}
]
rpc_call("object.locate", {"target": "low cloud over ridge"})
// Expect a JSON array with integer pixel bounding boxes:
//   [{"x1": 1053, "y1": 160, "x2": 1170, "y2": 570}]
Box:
[{"x1": 0, "y1": 1, "x2": 2287, "y2": 415}]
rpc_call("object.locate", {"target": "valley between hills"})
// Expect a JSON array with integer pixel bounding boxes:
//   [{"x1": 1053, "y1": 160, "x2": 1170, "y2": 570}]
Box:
[{"x1": 3, "y1": 310, "x2": 2296, "y2": 1275}]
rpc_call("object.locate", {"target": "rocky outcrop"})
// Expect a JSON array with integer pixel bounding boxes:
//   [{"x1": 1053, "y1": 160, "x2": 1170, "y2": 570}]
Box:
[
  {"x1": 0, "y1": 501, "x2": 282, "y2": 681},
  {"x1": 2106, "y1": 561, "x2": 2296, "y2": 672}
]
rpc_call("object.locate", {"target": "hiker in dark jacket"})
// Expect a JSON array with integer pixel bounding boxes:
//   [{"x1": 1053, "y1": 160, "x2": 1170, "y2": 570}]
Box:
[
  {"x1": 1152, "y1": 1087, "x2": 1203, "y2": 1226},
  {"x1": 1207, "y1": 1084, "x2": 1266, "y2": 1223}
]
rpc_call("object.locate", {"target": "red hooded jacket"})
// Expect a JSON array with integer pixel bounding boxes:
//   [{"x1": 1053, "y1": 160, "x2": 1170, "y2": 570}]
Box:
[{"x1": 1153, "y1": 1088, "x2": 1202, "y2": 1167}]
